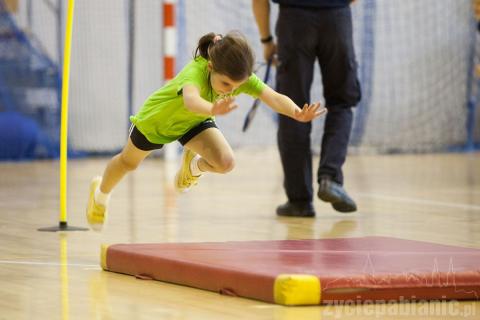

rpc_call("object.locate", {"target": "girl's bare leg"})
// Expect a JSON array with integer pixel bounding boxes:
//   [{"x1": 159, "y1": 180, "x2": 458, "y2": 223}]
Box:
[
  {"x1": 99, "y1": 138, "x2": 152, "y2": 193},
  {"x1": 183, "y1": 128, "x2": 235, "y2": 174},
  {"x1": 87, "y1": 138, "x2": 152, "y2": 231}
]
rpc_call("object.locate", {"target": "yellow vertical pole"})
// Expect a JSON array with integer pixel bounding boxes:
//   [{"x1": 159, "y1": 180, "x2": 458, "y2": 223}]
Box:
[
  {"x1": 59, "y1": 0, "x2": 75, "y2": 225},
  {"x1": 38, "y1": 0, "x2": 86, "y2": 232}
]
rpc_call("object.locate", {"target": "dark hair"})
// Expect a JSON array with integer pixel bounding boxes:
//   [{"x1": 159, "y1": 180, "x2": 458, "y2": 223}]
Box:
[{"x1": 194, "y1": 31, "x2": 255, "y2": 81}]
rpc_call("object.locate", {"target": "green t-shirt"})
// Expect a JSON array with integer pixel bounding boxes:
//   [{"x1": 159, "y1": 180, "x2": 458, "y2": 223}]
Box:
[{"x1": 129, "y1": 57, "x2": 266, "y2": 144}]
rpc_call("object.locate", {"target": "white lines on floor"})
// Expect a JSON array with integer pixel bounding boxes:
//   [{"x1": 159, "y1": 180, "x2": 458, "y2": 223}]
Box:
[
  {"x1": 357, "y1": 193, "x2": 480, "y2": 211},
  {"x1": 0, "y1": 260, "x2": 99, "y2": 268}
]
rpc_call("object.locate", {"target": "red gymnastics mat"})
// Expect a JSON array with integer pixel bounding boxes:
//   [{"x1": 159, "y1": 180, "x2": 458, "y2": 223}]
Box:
[{"x1": 100, "y1": 237, "x2": 480, "y2": 305}]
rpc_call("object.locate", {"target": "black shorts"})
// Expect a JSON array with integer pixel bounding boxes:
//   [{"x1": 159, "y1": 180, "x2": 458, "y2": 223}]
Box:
[{"x1": 129, "y1": 119, "x2": 218, "y2": 151}]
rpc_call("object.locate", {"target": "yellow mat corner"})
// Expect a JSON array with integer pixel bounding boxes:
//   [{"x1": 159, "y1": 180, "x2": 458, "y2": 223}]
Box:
[{"x1": 274, "y1": 274, "x2": 321, "y2": 306}]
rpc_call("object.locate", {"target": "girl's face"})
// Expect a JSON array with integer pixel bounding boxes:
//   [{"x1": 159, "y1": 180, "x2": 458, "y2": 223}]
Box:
[{"x1": 208, "y1": 62, "x2": 248, "y2": 95}]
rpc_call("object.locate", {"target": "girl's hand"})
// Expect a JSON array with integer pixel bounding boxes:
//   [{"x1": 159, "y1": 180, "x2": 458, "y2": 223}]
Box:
[
  {"x1": 293, "y1": 103, "x2": 326, "y2": 122},
  {"x1": 211, "y1": 96, "x2": 238, "y2": 116}
]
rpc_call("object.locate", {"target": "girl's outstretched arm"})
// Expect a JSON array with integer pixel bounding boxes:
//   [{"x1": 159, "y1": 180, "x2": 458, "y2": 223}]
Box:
[
  {"x1": 183, "y1": 85, "x2": 238, "y2": 116},
  {"x1": 258, "y1": 85, "x2": 326, "y2": 122}
]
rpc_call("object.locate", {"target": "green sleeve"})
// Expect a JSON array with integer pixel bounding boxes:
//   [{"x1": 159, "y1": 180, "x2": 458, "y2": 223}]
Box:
[
  {"x1": 176, "y1": 58, "x2": 209, "y2": 94},
  {"x1": 237, "y1": 73, "x2": 267, "y2": 98}
]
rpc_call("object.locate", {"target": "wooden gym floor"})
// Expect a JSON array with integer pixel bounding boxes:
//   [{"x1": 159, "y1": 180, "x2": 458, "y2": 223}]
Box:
[{"x1": 0, "y1": 148, "x2": 479, "y2": 319}]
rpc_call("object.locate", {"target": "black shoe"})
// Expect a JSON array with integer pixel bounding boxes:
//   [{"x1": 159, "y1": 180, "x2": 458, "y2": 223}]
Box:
[
  {"x1": 317, "y1": 176, "x2": 357, "y2": 213},
  {"x1": 276, "y1": 201, "x2": 316, "y2": 217}
]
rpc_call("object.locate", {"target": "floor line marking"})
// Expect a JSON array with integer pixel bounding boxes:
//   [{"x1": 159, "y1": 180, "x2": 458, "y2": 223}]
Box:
[
  {"x1": 357, "y1": 193, "x2": 480, "y2": 211},
  {"x1": 0, "y1": 260, "x2": 98, "y2": 268}
]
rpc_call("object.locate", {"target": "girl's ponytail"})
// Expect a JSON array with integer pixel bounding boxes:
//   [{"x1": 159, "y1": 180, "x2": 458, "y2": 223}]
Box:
[{"x1": 194, "y1": 32, "x2": 216, "y2": 59}]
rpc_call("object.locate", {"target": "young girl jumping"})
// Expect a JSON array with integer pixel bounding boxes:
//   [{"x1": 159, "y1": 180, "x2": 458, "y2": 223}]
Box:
[{"x1": 86, "y1": 31, "x2": 326, "y2": 231}]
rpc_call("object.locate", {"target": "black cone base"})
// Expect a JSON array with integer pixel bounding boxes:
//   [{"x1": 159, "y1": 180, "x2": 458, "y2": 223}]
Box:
[{"x1": 38, "y1": 222, "x2": 89, "y2": 232}]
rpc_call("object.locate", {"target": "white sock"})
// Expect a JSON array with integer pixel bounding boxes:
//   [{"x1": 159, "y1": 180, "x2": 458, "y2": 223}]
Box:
[
  {"x1": 94, "y1": 187, "x2": 111, "y2": 206},
  {"x1": 189, "y1": 154, "x2": 203, "y2": 177}
]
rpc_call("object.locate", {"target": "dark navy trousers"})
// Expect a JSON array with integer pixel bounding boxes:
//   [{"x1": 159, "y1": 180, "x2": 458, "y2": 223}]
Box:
[{"x1": 275, "y1": 5, "x2": 361, "y2": 203}]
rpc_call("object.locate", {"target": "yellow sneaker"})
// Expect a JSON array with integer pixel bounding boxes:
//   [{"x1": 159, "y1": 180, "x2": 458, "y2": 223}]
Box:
[
  {"x1": 86, "y1": 176, "x2": 107, "y2": 232},
  {"x1": 174, "y1": 148, "x2": 201, "y2": 192}
]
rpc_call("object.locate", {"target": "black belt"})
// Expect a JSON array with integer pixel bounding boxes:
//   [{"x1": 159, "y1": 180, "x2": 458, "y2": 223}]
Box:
[{"x1": 279, "y1": 4, "x2": 347, "y2": 10}]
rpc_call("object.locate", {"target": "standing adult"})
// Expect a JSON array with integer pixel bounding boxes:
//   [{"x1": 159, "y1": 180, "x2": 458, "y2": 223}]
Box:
[{"x1": 252, "y1": 0, "x2": 361, "y2": 217}]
